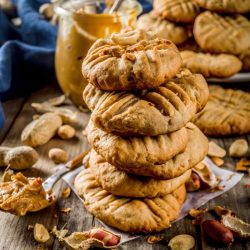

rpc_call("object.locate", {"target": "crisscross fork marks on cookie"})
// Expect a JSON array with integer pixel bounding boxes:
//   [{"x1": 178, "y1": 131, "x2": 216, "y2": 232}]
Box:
[
  {"x1": 154, "y1": 0, "x2": 200, "y2": 23},
  {"x1": 194, "y1": 11, "x2": 250, "y2": 55}
]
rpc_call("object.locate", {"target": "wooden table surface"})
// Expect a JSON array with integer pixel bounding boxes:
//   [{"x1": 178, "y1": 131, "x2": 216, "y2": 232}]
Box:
[{"x1": 0, "y1": 84, "x2": 249, "y2": 250}]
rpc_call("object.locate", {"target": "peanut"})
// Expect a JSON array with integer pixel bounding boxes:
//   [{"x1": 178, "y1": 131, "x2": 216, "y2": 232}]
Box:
[
  {"x1": 202, "y1": 220, "x2": 234, "y2": 245},
  {"x1": 57, "y1": 125, "x2": 75, "y2": 139},
  {"x1": 229, "y1": 139, "x2": 249, "y2": 158},
  {"x1": 34, "y1": 223, "x2": 50, "y2": 243},
  {"x1": 0, "y1": 146, "x2": 38, "y2": 170},
  {"x1": 48, "y1": 148, "x2": 68, "y2": 164},
  {"x1": 89, "y1": 228, "x2": 120, "y2": 246},
  {"x1": 208, "y1": 141, "x2": 226, "y2": 158},
  {"x1": 168, "y1": 234, "x2": 195, "y2": 250},
  {"x1": 185, "y1": 172, "x2": 201, "y2": 192},
  {"x1": 21, "y1": 113, "x2": 62, "y2": 147}
]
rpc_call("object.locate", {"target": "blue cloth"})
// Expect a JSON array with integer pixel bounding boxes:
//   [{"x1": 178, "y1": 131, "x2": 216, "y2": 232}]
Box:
[{"x1": 0, "y1": 0, "x2": 152, "y2": 128}]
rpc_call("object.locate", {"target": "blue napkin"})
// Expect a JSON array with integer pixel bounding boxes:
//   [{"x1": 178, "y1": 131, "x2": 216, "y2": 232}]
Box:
[{"x1": 0, "y1": 0, "x2": 152, "y2": 128}]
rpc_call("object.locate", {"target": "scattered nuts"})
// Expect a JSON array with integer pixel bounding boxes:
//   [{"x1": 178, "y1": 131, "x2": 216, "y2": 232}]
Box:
[
  {"x1": 202, "y1": 220, "x2": 234, "y2": 245},
  {"x1": 33, "y1": 223, "x2": 50, "y2": 243},
  {"x1": 213, "y1": 206, "x2": 235, "y2": 217},
  {"x1": 31, "y1": 103, "x2": 77, "y2": 124},
  {"x1": 168, "y1": 234, "x2": 195, "y2": 250},
  {"x1": 185, "y1": 172, "x2": 201, "y2": 192},
  {"x1": 52, "y1": 226, "x2": 121, "y2": 249},
  {"x1": 193, "y1": 163, "x2": 219, "y2": 188},
  {"x1": 211, "y1": 156, "x2": 224, "y2": 167},
  {"x1": 39, "y1": 3, "x2": 54, "y2": 20},
  {"x1": 189, "y1": 207, "x2": 207, "y2": 225},
  {"x1": 61, "y1": 187, "x2": 71, "y2": 199},
  {"x1": 42, "y1": 95, "x2": 66, "y2": 107},
  {"x1": 229, "y1": 139, "x2": 249, "y2": 158},
  {"x1": 147, "y1": 235, "x2": 164, "y2": 244},
  {"x1": 1, "y1": 169, "x2": 14, "y2": 182},
  {"x1": 32, "y1": 114, "x2": 40, "y2": 120},
  {"x1": 48, "y1": 148, "x2": 68, "y2": 164},
  {"x1": 189, "y1": 208, "x2": 207, "y2": 219},
  {"x1": 222, "y1": 214, "x2": 250, "y2": 238},
  {"x1": 57, "y1": 125, "x2": 75, "y2": 139},
  {"x1": 21, "y1": 113, "x2": 62, "y2": 147},
  {"x1": 0, "y1": 146, "x2": 39, "y2": 170},
  {"x1": 208, "y1": 141, "x2": 226, "y2": 158},
  {"x1": 89, "y1": 228, "x2": 121, "y2": 247},
  {"x1": 235, "y1": 158, "x2": 250, "y2": 172}
]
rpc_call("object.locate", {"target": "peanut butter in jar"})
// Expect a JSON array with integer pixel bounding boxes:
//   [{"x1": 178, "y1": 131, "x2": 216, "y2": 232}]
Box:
[{"x1": 55, "y1": 0, "x2": 141, "y2": 107}]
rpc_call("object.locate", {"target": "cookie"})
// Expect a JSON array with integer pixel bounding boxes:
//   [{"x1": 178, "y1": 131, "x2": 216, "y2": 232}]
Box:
[
  {"x1": 83, "y1": 69, "x2": 209, "y2": 136},
  {"x1": 181, "y1": 51, "x2": 242, "y2": 78},
  {"x1": 74, "y1": 168, "x2": 186, "y2": 233},
  {"x1": 82, "y1": 29, "x2": 182, "y2": 91},
  {"x1": 114, "y1": 123, "x2": 208, "y2": 179},
  {"x1": 154, "y1": 0, "x2": 200, "y2": 23},
  {"x1": 194, "y1": 0, "x2": 250, "y2": 14},
  {"x1": 86, "y1": 120, "x2": 188, "y2": 168},
  {"x1": 193, "y1": 86, "x2": 250, "y2": 136},
  {"x1": 88, "y1": 149, "x2": 191, "y2": 198},
  {"x1": 178, "y1": 38, "x2": 202, "y2": 52},
  {"x1": 194, "y1": 11, "x2": 250, "y2": 55},
  {"x1": 137, "y1": 11, "x2": 191, "y2": 45},
  {"x1": 239, "y1": 48, "x2": 250, "y2": 72}
]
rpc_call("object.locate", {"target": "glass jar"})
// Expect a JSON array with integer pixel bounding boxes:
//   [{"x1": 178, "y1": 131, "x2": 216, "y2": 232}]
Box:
[{"x1": 55, "y1": 0, "x2": 141, "y2": 107}]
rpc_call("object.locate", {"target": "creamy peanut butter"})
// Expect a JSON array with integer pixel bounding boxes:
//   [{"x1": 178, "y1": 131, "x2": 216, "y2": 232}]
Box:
[{"x1": 0, "y1": 173, "x2": 53, "y2": 216}]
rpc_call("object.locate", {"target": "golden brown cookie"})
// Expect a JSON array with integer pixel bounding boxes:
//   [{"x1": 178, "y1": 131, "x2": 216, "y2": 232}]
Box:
[
  {"x1": 194, "y1": 11, "x2": 250, "y2": 55},
  {"x1": 137, "y1": 11, "x2": 191, "y2": 45},
  {"x1": 113, "y1": 123, "x2": 208, "y2": 179},
  {"x1": 88, "y1": 149, "x2": 191, "y2": 198},
  {"x1": 82, "y1": 29, "x2": 182, "y2": 91},
  {"x1": 86, "y1": 120, "x2": 188, "y2": 168},
  {"x1": 154, "y1": 0, "x2": 200, "y2": 23},
  {"x1": 178, "y1": 38, "x2": 202, "y2": 52},
  {"x1": 193, "y1": 86, "x2": 250, "y2": 136},
  {"x1": 83, "y1": 69, "x2": 209, "y2": 136},
  {"x1": 181, "y1": 51, "x2": 242, "y2": 78},
  {"x1": 239, "y1": 48, "x2": 250, "y2": 72},
  {"x1": 194, "y1": 0, "x2": 250, "y2": 14},
  {"x1": 74, "y1": 168, "x2": 186, "y2": 233}
]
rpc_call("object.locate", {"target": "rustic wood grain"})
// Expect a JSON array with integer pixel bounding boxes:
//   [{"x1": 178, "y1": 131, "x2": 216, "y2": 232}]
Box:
[{"x1": 0, "y1": 84, "x2": 249, "y2": 250}]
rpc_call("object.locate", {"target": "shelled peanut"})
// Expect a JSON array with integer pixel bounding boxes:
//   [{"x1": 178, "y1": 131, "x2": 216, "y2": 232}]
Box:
[{"x1": 0, "y1": 146, "x2": 38, "y2": 170}]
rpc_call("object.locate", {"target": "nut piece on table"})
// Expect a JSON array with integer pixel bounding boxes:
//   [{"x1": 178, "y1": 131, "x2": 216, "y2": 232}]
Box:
[
  {"x1": 185, "y1": 172, "x2": 201, "y2": 192},
  {"x1": 168, "y1": 234, "x2": 195, "y2": 250},
  {"x1": 49, "y1": 148, "x2": 68, "y2": 164},
  {"x1": 229, "y1": 139, "x2": 249, "y2": 158},
  {"x1": 57, "y1": 125, "x2": 76, "y2": 139},
  {"x1": 221, "y1": 214, "x2": 250, "y2": 238},
  {"x1": 0, "y1": 146, "x2": 38, "y2": 170},
  {"x1": 34, "y1": 223, "x2": 50, "y2": 243},
  {"x1": 208, "y1": 141, "x2": 226, "y2": 158},
  {"x1": 21, "y1": 113, "x2": 62, "y2": 147},
  {"x1": 202, "y1": 220, "x2": 234, "y2": 245},
  {"x1": 52, "y1": 226, "x2": 121, "y2": 249}
]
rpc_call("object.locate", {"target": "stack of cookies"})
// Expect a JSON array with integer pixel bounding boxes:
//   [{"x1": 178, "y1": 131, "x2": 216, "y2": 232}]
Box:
[
  {"x1": 75, "y1": 29, "x2": 209, "y2": 233},
  {"x1": 137, "y1": 0, "x2": 250, "y2": 78}
]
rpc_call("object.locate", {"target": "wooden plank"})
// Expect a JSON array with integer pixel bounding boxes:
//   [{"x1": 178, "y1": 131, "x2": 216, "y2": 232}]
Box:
[
  {"x1": 0, "y1": 97, "x2": 26, "y2": 143},
  {"x1": 0, "y1": 84, "x2": 90, "y2": 250},
  {"x1": 0, "y1": 84, "x2": 249, "y2": 250},
  {"x1": 200, "y1": 136, "x2": 250, "y2": 250}
]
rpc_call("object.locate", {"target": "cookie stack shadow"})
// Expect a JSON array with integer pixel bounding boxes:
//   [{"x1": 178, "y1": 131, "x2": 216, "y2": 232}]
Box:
[{"x1": 74, "y1": 29, "x2": 210, "y2": 233}]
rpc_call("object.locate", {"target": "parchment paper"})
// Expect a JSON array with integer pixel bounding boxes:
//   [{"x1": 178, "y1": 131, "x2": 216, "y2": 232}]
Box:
[{"x1": 62, "y1": 157, "x2": 243, "y2": 244}]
